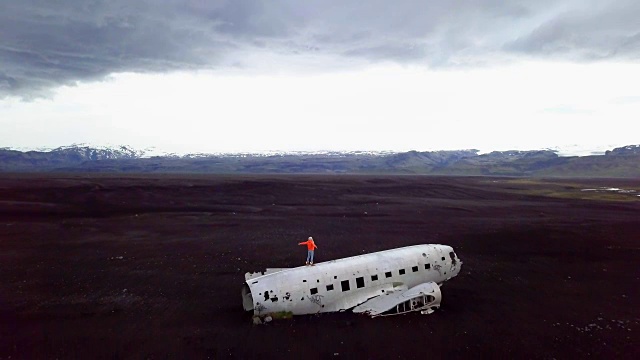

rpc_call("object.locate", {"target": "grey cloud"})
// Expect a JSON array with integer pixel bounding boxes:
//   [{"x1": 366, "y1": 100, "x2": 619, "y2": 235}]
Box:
[
  {"x1": 505, "y1": 1, "x2": 640, "y2": 60},
  {"x1": 1, "y1": 0, "x2": 638, "y2": 98},
  {"x1": 0, "y1": 0, "x2": 235, "y2": 98}
]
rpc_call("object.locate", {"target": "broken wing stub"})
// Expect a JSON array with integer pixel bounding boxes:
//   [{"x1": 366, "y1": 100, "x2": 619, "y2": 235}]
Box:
[{"x1": 352, "y1": 282, "x2": 442, "y2": 317}]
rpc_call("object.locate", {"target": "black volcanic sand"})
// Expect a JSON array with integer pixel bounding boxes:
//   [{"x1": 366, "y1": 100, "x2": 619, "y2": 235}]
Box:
[{"x1": 0, "y1": 174, "x2": 638, "y2": 359}]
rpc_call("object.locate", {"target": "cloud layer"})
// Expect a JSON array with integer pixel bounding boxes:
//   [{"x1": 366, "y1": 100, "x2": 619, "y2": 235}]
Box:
[{"x1": 1, "y1": 0, "x2": 638, "y2": 98}]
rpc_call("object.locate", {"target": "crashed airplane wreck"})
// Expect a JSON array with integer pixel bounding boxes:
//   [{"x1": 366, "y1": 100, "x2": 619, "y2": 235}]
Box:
[{"x1": 242, "y1": 244, "x2": 462, "y2": 318}]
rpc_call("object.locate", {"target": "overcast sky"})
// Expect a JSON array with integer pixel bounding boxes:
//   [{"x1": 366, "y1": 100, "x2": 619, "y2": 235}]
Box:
[{"x1": 1, "y1": 0, "x2": 639, "y2": 155}]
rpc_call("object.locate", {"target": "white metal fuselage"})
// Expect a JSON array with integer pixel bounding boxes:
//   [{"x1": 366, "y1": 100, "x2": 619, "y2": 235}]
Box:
[{"x1": 242, "y1": 244, "x2": 462, "y2": 316}]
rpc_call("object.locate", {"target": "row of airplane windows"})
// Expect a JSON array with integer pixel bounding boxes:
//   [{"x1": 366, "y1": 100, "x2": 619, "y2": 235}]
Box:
[{"x1": 307, "y1": 262, "x2": 435, "y2": 295}]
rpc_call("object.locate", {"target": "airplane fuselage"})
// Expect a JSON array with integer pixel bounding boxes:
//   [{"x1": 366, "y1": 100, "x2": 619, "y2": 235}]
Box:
[{"x1": 242, "y1": 244, "x2": 462, "y2": 316}]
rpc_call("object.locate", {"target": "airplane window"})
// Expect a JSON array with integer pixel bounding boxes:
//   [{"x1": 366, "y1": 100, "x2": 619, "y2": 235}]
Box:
[
  {"x1": 356, "y1": 277, "x2": 365, "y2": 288},
  {"x1": 341, "y1": 280, "x2": 350, "y2": 292},
  {"x1": 412, "y1": 266, "x2": 418, "y2": 272},
  {"x1": 399, "y1": 269, "x2": 405, "y2": 275},
  {"x1": 385, "y1": 271, "x2": 392, "y2": 278},
  {"x1": 425, "y1": 263, "x2": 431, "y2": 270},
  {"x1": 326, "y1": 284, "x2": 334, "y2": 291},
  {"x1": 310, "y1": 287, "x2": 318, "y2": 295},
  {"x1": 371, "y1": 274, "x2": 378, "y2": 281}
]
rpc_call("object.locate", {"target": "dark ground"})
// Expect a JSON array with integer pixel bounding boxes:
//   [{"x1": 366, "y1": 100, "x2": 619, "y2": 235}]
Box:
[{"x1": 0, "y1": 174, "x2": 638, "y2": 359}]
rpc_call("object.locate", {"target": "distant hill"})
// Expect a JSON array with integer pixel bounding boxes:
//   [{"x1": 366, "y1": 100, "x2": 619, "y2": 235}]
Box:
[
  {"x1": 0, "y1": 145, "x2": 141, "y2": 171},
  {"x1": 0, "y1": 145, "x2": 638, "y2": 177}
]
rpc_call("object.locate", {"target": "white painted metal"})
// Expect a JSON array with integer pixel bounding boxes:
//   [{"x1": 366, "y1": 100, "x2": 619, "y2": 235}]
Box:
[
  {"x1": 245, "y1": 268, "x2": 289, "y2": 281},
  {"x1": 242, "y1": 244, "x2": 461, "y2": 317}
]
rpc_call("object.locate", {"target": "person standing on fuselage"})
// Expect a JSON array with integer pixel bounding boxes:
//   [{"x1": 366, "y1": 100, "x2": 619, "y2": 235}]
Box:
[{"x1": 299, "y1": 237, "x2": 318, "y2": 266}]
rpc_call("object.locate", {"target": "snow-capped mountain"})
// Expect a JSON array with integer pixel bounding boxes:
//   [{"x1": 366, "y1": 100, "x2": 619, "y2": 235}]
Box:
[
  {"x1": 1, "y1": 144, "x2": 638, "y2": 177},
  {"x1": 605, "y1": 145, "x2": 640, "y2": 156}
]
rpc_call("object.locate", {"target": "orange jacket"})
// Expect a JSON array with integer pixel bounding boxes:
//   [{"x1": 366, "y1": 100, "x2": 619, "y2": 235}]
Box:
[{"x1": 299, "y1": 240, "x2": 317, "y2": 251}]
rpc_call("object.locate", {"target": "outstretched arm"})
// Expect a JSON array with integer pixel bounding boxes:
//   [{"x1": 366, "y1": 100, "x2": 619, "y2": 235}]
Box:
[{"x1": 298, "y1": 242, "x2": 306, "y2": 245}]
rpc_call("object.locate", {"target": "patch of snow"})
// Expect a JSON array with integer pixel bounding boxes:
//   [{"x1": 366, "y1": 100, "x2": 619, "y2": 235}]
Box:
[
  {"x1": 546, "y1": 144, "x2": 618, "y2": 157},
  {"x1": 581, "y1": 187, "x2": 638, "y2": 196}
]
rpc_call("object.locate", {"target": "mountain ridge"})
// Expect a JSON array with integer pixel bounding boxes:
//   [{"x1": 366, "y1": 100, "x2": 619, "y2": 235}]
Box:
[{"x1": 0, "y1": 145, "x2": 638, "y2": 177}]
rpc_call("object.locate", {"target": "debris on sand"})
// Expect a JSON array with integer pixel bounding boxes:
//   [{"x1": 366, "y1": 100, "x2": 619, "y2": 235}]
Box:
[{"x1": 251, "y1": 311, "x2": 292, "y2": 325}]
